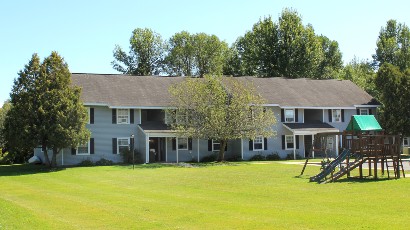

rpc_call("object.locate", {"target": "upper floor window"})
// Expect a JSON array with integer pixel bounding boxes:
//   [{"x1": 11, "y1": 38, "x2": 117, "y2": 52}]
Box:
[
  {"x1": 404, "y1": 137, "x2": 409, "y2": 146},
  {"x1": 176, "y1": 111, "x2": 187, "y2": 124},
  {"x1": 117, "y1": 109, "x2": 130, "y2": 124},
  {"x1": 285, "y1": 135, "x2": 294, "y2": 150},
  {"x1": 178, "y1": 138, "x2": 188, "y2": 150},
  {"x1": 253, "y1": 136, "x2": 264, "y2": 151},
  {"x1": 285, "y1": 109, "x2": 295, "y2": 122},
  {"x1": 360, "y1": 109, "x2": 369, "y2": 115},
  {"x1": 77, "y1": 141, "x2": 89, "y2": 155},
  {"x1": 332, "y1": 109, "x2": 341, "y2": 122}
]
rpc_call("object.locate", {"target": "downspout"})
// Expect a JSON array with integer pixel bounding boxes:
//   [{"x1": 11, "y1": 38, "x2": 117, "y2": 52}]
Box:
[
  {"x1": 197, "y1": 139, "x2": 200, "y2": 163},
  {"x1": 293, "y1": 133, "x2": 296, "y2": 160}
]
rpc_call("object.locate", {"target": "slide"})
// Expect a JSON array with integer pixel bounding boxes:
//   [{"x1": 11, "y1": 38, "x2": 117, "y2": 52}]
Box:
[
  {"x1": 309, "y1": 149, "x2": 350, "y2": 183},
  {"x1": 321, "y1": 158, "x2": 364, "y2": 183}
]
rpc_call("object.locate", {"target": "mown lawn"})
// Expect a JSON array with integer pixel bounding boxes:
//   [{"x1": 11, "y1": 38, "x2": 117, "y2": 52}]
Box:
[{"x1": 0, "y1": 162, "x2": 409, "y2": 229}]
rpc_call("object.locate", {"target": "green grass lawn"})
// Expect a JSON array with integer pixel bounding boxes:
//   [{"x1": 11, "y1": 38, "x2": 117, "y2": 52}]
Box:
[{"x1": 0, "y1": 162, "x2": 409, "y2": 230}]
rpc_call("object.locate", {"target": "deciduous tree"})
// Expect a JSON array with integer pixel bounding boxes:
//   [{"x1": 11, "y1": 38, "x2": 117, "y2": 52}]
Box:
[
  {"x1": 167, "y1": 75, "x2": 276, "y2": 161},
  {"x1": 164, "y1": 31, "x2": 194, "y2": 76},
  {"x1": 374, "y1": 63, "x2": 410, "y2": 136},
  {"x1": 112, "y1": 28, "x2": 165, "y2": 75}
]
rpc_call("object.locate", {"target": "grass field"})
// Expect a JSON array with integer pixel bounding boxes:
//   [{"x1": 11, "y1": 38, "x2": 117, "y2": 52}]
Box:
[{"x1": 0, "y1": 162, "x2": 409, "y2": 229}]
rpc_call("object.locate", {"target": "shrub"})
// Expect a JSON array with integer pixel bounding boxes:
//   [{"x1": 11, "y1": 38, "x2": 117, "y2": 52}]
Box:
[
  {"x1": 285, "y1": 153, "x2": 303, "y2": 160},
  {"x1": 266, "y1": 153, "x2": 281, "y2": 161},
  {"x1": 121, "y1": 149, "x2": 143, "y2": 164},
  {"x1": 95, "y1": 158, "x2": 114, "y2": 166},
  {"x1": 77, "y1": 159, "x2": 94, "y2": 167},
  {"x1": 226, "y1": 154, "x2": 242, "y2": 162},
  {"x1": 249, "y1": 154, "x2": 266, "y2": 161},
  {"x1": 201, "y1": 153, "x2": 218, "y2": 162}
]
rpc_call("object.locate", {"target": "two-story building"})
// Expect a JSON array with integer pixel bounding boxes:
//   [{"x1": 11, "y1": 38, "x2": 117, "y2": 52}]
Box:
[{"x1": 33, "y1": 74, "x2": 379, "y2": 165}]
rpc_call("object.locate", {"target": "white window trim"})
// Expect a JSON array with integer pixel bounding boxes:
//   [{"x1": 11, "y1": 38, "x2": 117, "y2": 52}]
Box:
[
  {"x1": 359, "y1": 108, "x2": 369, "y2": 115},
  {"x1": 117, "y1": 109, "x2": 130, "y2": 124},
  {"x1": 285, "y1": 109, "x2": 295, "y2": 123},
  {"x1": 403, "y1": 137, "x2": 409, "y2": 146},
  {"x1": 177, "y1": 138, "x2": 188, "y2": 150},
  {"x1": 332, "y1": 109, "x2": 342, "y2": 123},
  {"x1": 253, "y1": 136, "x2": 264, "y2": 151},
  {"x1": 117, "y1": 137, "x2": 130, "y2": 155},
  {"x1": 87, "y1": 107, "x2": 90, "y2": 124},
  {"x1": 76, "y1": 141, "x2": 90, "y2": 155},
  {"x1": 285, "y1": 135, "x2": 294, "y2": 150},
  {"x1": 212, "y1": 140, "x2": 220, "y2": 152}
]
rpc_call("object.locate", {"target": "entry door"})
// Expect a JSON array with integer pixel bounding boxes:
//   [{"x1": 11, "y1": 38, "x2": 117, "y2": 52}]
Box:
[{"x1": 304, "y1": 135, "x2": 312, "y2": 157}]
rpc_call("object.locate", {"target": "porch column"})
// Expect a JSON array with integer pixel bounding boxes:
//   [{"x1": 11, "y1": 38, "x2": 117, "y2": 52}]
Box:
[
  {"x1": 312, "y1": 135, "x2": 315, "y2": 158},
  {"x1": 241, "y1": 139, "x2": 244, "y2": 160},
  {"x1": 335, "y1": 134, "x2": 339, "y2": 156},
  {"x1": 197, "y1": 139, "x2": 200, "y2": 163},
  {"x1": 145, "y1": 134, "x2": 149, "y2": 163},
  {"x1": 165, "y1": 137, "x2": 168, "y2": 162},
  {"x1": 176, "y1": 137, "x2": 179, "y2": 163},
  {"x1": 293, "y1": 133, "x2": 296, "y2": 160}
]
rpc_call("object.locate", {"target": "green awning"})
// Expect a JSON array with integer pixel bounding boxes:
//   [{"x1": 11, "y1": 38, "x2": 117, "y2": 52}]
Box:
[{"x1": 346, "y1": 115, "x2": 382, "y2": 131}]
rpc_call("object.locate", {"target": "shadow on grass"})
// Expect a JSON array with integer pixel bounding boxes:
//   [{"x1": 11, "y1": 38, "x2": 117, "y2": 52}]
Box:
[
  {"x1": 0, "y1": 164, "x2": 66, "y2": 177},
  {"x1": 113, "y1": 161, "x2": 246, "y2": 169}
]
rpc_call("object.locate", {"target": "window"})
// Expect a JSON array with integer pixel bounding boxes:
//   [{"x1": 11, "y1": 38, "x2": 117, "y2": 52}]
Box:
[
  {"x1": 332, "y1": 109, "x2": 341, "y2": 122},
  {"x1": 327, "y1": 137, "x2": 334, "y2": 150},
  {"x1": 212, "y1": 140, "x2": 220, "y2": 151},
  {"x1": 117, "y1": 138, "x2": 130, "y2": 154},
  {"x1": 77, "y1": 141, "x2": 89, "y2": 155},
  {"x1": 117, "y1": 109, "x2": 129, "y2": 124},
  {"x1": 285, "y1": 109, "x2": 295, "y2": 122},
  {"x1": 253, "y1": 136, "x2": 264, "y2": 151},
  {"x1": 285, "y1": 135, "x2": 294, "y2": 150},
  {"x1": 404, "y1": 137, "x2": 409, "y2": 146},
  {"x1": 178, "y1": 138, "x2": 188, "y2": 150},
  {"x1": 360, "y1": 109, "x2": 369, "y2": 115}
]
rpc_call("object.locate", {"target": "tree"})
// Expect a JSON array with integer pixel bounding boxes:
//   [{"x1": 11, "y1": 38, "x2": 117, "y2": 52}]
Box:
[
  {"x1": 3, "y1": 52, "x2": 90, "y2": 167},
  {"x1": 236, "y1": 9, "x2": 341, "y2": 78},
  {"x1": 316, "y1": 35, "x2": 343, "y2": 79},
  {"x1": 192, "y1": 33, "x2": 228, "y2": 77},
  {"x1": 223, "y1": 42, "x2": 244, "y2": 76},
  {"x1": 112, "y1": 28, "x2": 165, "y2": 75},
  {"x1": 374, "y1": 63, "x2": 410, "y2": 136},
  {"x1": 0, "y1": 101, "x2": 12, "y2": 155},
  {"x1": 167, "y1": 75, "x2": 276, "y2": 161},
  {"x1": 339, "y1": 57, "x2": 378, "y2": 97},
  {"x1": 373, "y1": 20, "x2": 410, "y2": 71},
  {"x1": 164, "y1": 31, "x2": 194, "y2": 76}
]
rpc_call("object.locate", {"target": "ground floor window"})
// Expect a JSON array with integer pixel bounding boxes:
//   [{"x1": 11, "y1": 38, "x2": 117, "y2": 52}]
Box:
[
  {"x1": 404, "y1": 137, "x2": 409, "y2": 146},
  {"x1": 178, "y1": 138, "x2": 188, "y2": 150},
  {"x1": 253, "y1": 136, "x2": 264, "y2": 151},
  {"x1": 285, "y1": 135, "x2": 294, "y2": 150},
  {"x1": 326, "y1": 136, "x2": 334, "y2": 150},
  {"x1": 118, "y1": 138, "x2": 130, "y2": 154},
  {"x1": 212, "y1": 140, "x2": 220, "y2": 151},
  {"x1": 77, "y1": 142, "x2": 89, "y2": 155}
]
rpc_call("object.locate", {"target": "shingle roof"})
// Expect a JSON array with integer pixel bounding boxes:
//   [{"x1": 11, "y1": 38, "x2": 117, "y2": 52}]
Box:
[{"x1": 71, "y1": 74, "x2": 378, "y2": 108}]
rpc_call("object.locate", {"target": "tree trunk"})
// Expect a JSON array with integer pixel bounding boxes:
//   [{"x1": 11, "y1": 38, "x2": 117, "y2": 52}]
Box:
[
  {"x1": 218, "y1": 140, "x2": 227, "y2": 162},
  {"x1": 51, "y1": 148, "x2": 58, "y2": 168},
  {"x1": 42, "y1": 144, "x2": 50, "y2": 166}
]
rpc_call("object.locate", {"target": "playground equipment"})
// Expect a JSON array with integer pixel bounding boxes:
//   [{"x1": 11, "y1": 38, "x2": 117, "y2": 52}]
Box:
[{"x1": 301, "y1": 115, "x2": 406, "y2": 183}]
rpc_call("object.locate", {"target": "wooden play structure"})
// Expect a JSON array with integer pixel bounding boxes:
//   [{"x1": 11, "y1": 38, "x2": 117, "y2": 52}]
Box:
[{"x1": 301, "y1": 115, "x2": 406, "y2": 183}]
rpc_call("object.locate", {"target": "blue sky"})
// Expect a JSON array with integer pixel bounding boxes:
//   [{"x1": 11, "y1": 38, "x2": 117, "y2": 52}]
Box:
[{"x1": 1, "y1": 0, "x2": 410, "y2": 107}]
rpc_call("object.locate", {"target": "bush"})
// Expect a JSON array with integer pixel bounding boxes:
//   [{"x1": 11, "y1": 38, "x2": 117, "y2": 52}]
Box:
[
  {"x1": 266, "y1": 153, "x2": 281, "y2": 161},
  {"x1": 95, "y1": 158, "x2": 114, "y2": 166},
  {"x1": 121, "y1": 149, "x2": 143, "y2": 164},
  {"x1": 77, "y1": 159, "x2": 94, "y2": 167},
  {"x1": 226, "y1": 154, "x2": 242, "y2": 162},
  {"x1": 285, "y1": 153, "x2": 303, "y2": 160},
  {"x1": 249, "y1": 154, "x2": 266, "y2": 161},
  {"x1": 201, "y1": 153, "x2": 218, "y2": 162}
]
